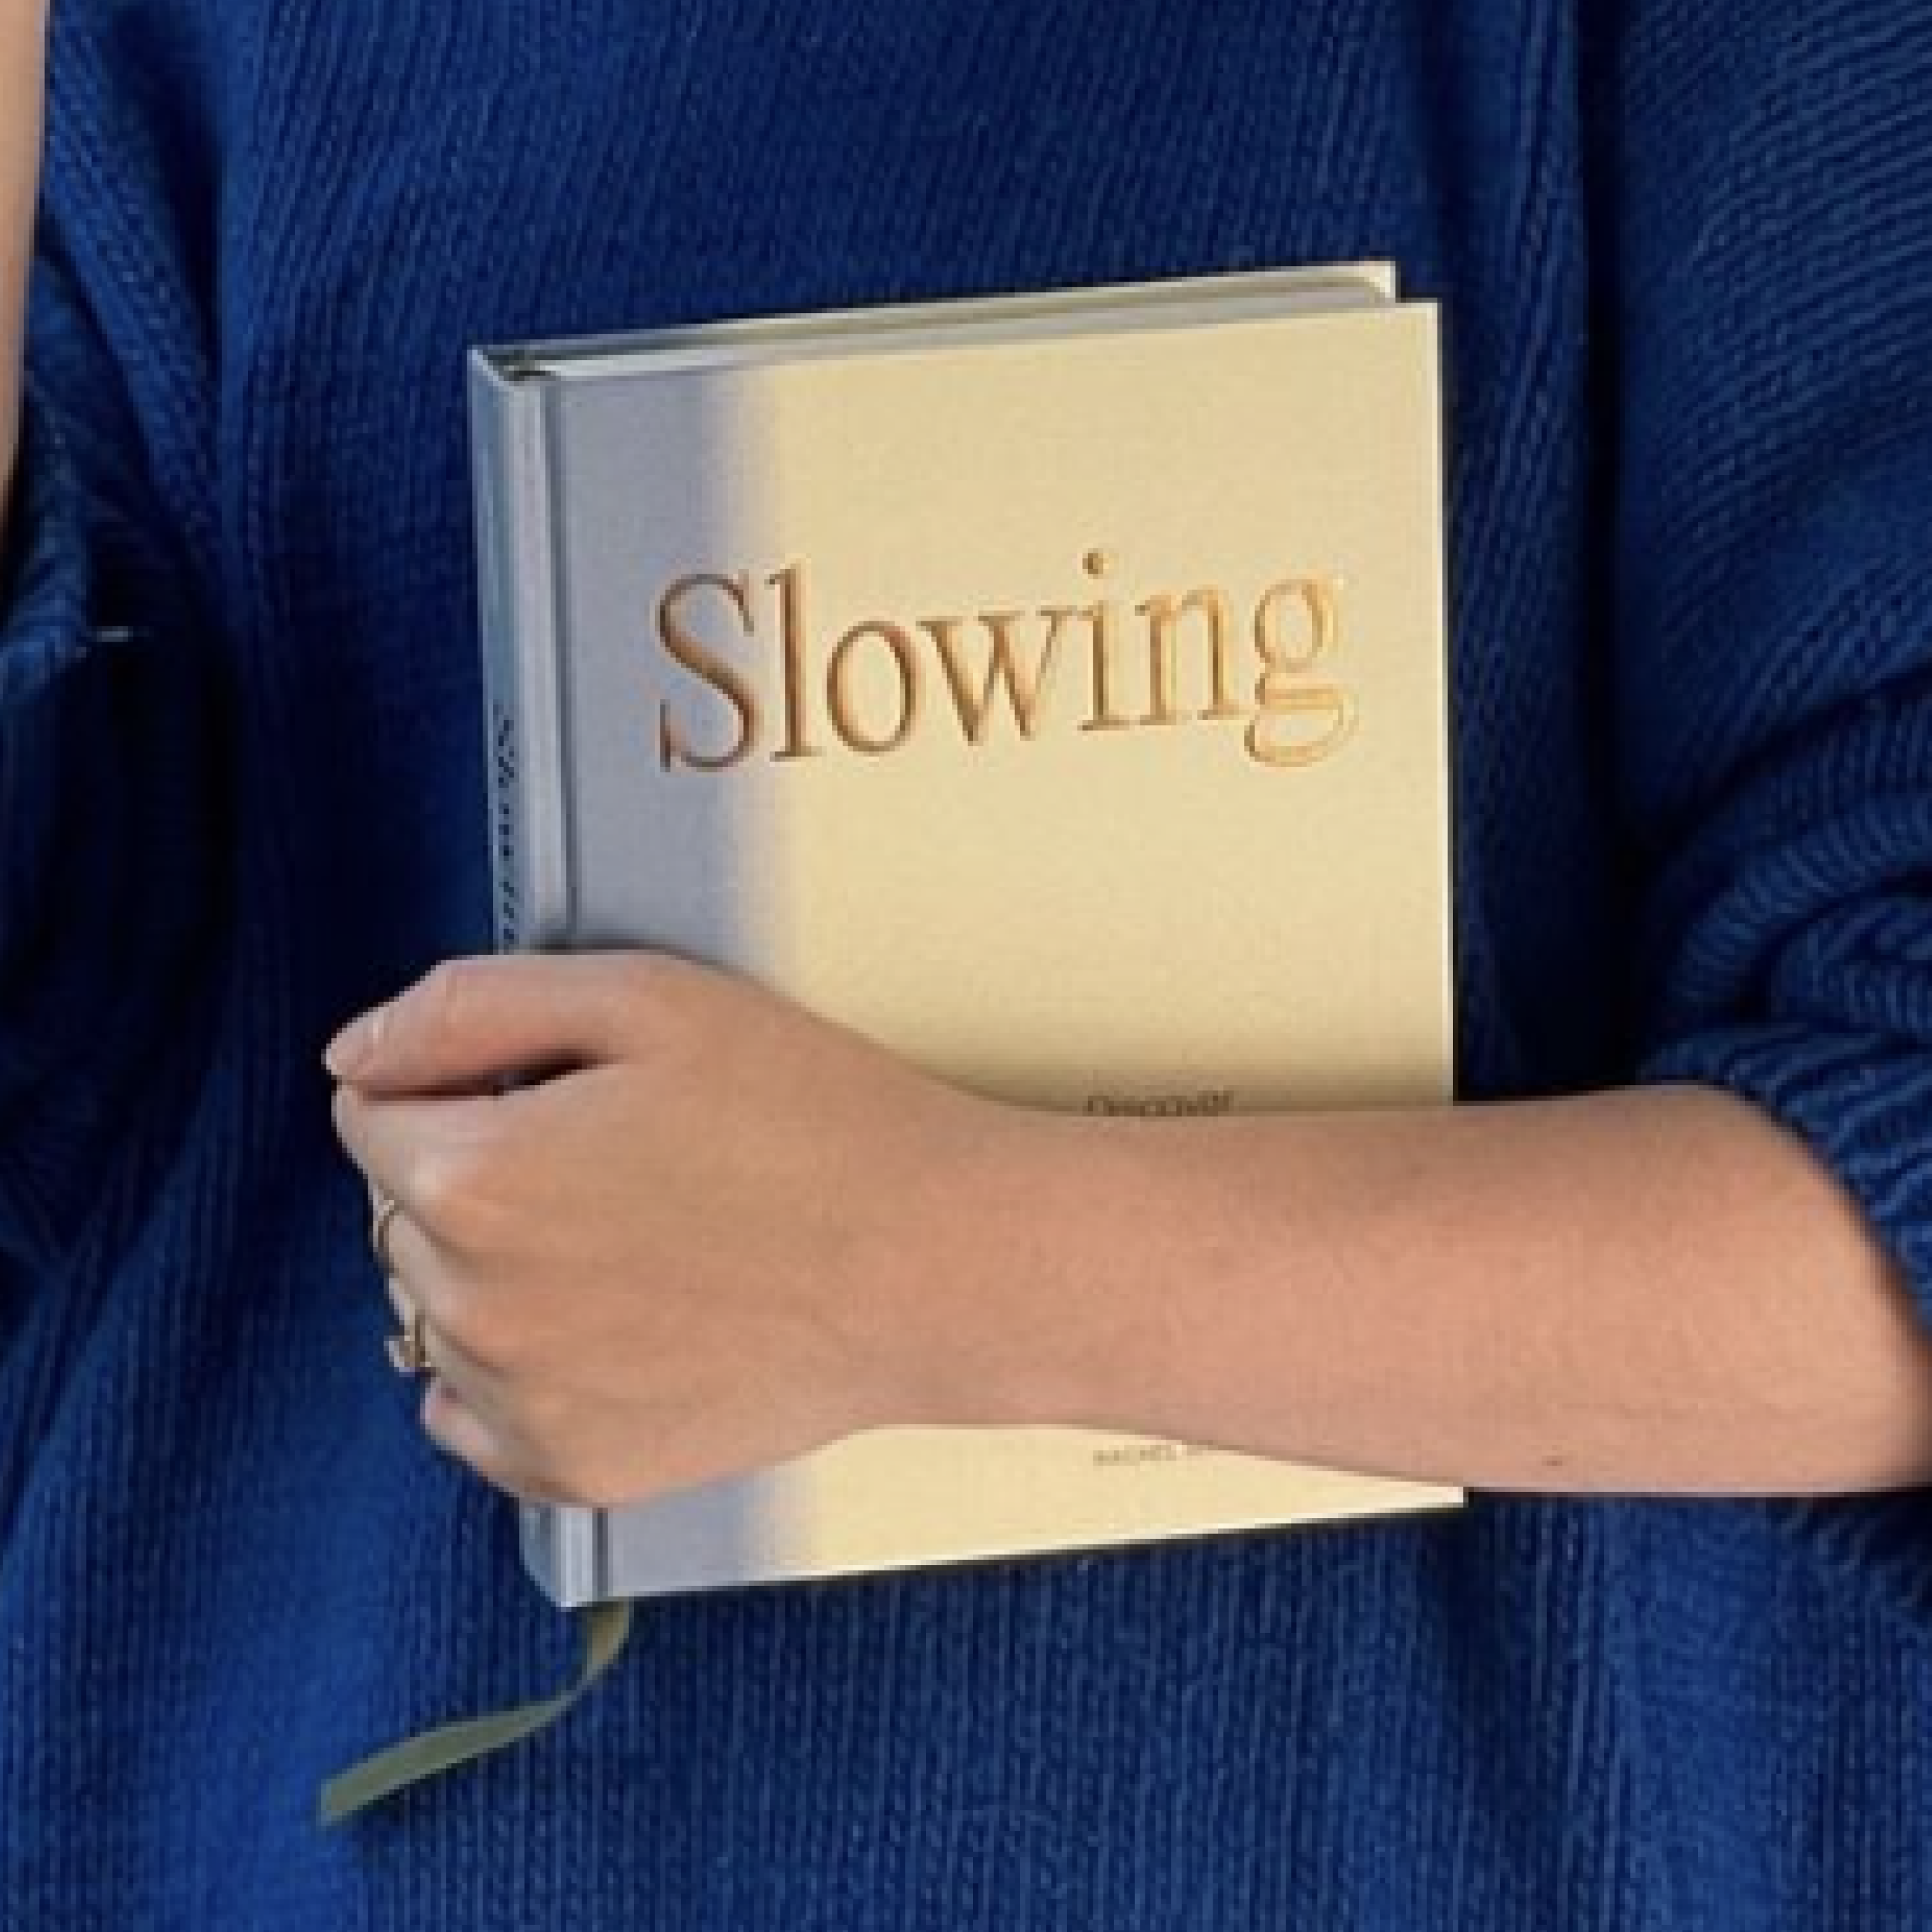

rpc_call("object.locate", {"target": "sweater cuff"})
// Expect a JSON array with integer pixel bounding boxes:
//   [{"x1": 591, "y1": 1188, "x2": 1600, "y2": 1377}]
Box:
[
  {"x1": 0, "y1": 376, "x2": 95, "y2": 710},
  {"x1": 1642, "y1": 1023, "x2": 1932, "y2": 1628},
  {"x1": 1641, "y1": 1023, "x2": 1932, "y2": 1315}
]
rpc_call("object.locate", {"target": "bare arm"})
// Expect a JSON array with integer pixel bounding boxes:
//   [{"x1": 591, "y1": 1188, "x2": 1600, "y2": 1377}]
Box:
[
  {"x1": 0, "y1": 0, "x2": 48, "y2": 527},
  {"x1": 933, "y1": 1085, "x2": 1932, "y2": 1496},
  {"x1": 316, "y1": 953, "x2": 1932, "y2": 1511}
]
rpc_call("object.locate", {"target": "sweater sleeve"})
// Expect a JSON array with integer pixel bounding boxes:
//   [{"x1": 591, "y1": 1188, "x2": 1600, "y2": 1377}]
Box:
[
  {"x1": 0, "y1": 226, "x2": 223, "y2": 1283},
  {"x1": 0, "y1": 381, "x2": 90, "y2": 698},
  {"x1": 1592, "y1": 6, "x2": 1932, "y2": 1606}
]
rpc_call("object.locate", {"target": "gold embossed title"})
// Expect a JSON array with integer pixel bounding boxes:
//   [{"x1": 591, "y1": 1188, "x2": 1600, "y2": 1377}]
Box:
[{"x1": 653, "y1": 551, "x2": 1354, "y2": 770}]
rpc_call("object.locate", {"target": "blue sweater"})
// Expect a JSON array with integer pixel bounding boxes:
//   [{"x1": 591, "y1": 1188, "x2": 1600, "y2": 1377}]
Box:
[{"x1": 4, "y1": 4, "x2": 1931, "y2": 1925}]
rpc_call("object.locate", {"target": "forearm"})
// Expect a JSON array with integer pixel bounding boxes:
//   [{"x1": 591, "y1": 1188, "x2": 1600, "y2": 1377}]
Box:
[{"x1": 931, "y1": 1084, "x2": 1932, "y2": 1496}]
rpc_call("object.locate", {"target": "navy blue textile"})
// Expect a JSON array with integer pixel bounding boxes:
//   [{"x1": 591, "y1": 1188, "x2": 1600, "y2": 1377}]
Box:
[{"x1": 4, "y1": 5, "x2": 1931, "y2": 1926}]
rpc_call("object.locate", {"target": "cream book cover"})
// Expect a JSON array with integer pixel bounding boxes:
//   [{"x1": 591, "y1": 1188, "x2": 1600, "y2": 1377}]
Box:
[{"x1": 468, "y1": 263, "x2": 1460, "y2": 1607}]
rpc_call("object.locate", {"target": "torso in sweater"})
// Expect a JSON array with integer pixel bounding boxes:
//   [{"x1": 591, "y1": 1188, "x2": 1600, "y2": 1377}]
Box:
[{"x1": 4, "y1": 4, "x2": 1930, "y2": 1928}]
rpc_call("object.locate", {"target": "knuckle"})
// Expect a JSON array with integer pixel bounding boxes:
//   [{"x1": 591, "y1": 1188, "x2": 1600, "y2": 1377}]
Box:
[
  {"x1": 441, "y1": 1288, "x2": 521, "y2": 1374},
  {"x1": 405, "y1": 1148, "x2": 464, "y2": 1225},
  {"x1": 608, "y1": 951, "x2": 691, "y2": 1053},
  {"x1": 418, "y1": 958, "x2": 476, "y2": 1049},
  {"x1": 420, "y1": 1380, "x2": 480, "y2": 1459},
  {"x1": 511, "y1": 1385, "x2": 574, "y2": 1449},
  {"x1": 420, "y1": 1376, "x2": 457, "y2": 1430},
  {"x1": 408, "y1": 1141, "x2": 510, "y2": 1245},
  {"x1": 516, "y1": 1428, "x2": 612, "y2": 1510},
  {"x1": 612, "y1": 951, "x2": 675, "y2": 1002}
]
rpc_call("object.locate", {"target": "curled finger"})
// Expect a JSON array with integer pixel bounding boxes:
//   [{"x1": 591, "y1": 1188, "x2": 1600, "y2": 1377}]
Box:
[{"x1": 419, "y1": 1377, "x2": 576, "y2": 1506}]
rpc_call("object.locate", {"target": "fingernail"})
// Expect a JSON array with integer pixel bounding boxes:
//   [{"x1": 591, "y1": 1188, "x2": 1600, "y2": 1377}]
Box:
[{"x1": 324, "y1": 1005, "x2": 385, "y2": 1079}]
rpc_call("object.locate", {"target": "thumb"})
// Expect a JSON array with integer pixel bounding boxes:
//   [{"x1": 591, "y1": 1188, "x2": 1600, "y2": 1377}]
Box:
[{"x1": 323, "y1": 953, "x2": 656, "y2": 1093}]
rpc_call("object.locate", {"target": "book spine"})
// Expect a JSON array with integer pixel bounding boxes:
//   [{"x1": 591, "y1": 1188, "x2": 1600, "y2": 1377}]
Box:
[{"x1": 467, "y1": 353, "x2": 603, "y2": 1609}]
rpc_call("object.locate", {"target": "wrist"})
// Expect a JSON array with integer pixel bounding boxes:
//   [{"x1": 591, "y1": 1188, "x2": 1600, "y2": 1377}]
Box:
[{"x1": 883, "y1": 1098, "x2": 1174, "y2": 1437}]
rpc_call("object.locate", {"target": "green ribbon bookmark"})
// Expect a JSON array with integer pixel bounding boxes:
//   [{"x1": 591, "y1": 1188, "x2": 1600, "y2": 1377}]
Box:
[{"x1": 318, "y1": 1597, "x2": 636, "y2": 1826}]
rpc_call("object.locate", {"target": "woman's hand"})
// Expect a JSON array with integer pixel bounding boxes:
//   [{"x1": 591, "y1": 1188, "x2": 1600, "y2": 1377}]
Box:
[
  {"x1": 326, "y1": 952, "x2": 1037, "y2": 1510},
  {"x1": 0, "y1": 0, "x2": 49, "y2": 518}
]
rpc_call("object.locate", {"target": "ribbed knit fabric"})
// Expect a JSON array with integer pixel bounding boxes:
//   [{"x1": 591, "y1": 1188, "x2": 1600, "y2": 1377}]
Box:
[{"x1": 2, "y1": 3, "x2": 1930, "y2": 1926}]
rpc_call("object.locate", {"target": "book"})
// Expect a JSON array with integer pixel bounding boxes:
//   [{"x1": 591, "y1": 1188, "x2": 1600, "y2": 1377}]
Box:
[{"x1": 467, "y1": 262, "x2": 1460, "y2": 1608}]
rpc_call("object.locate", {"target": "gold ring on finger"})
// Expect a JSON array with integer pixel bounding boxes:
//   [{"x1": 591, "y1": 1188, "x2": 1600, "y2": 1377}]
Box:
[
  {"x1": 368, "y1": 1190, "x2": 405, "y2": 1278},
  {"x1": 385, "y1": 1303, "x2": 434, "y2": 1377}
]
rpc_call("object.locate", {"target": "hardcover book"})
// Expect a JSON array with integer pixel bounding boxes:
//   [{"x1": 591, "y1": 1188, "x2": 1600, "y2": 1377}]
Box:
[{"x1": 468, "y1": 262, "x2": 1461, "y2": 1608}]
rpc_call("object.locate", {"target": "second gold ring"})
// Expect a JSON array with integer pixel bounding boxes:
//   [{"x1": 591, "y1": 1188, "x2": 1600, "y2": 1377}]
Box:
[{"x1": 369, "y1": 1190, "x2": 404, "y2": 1278}]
